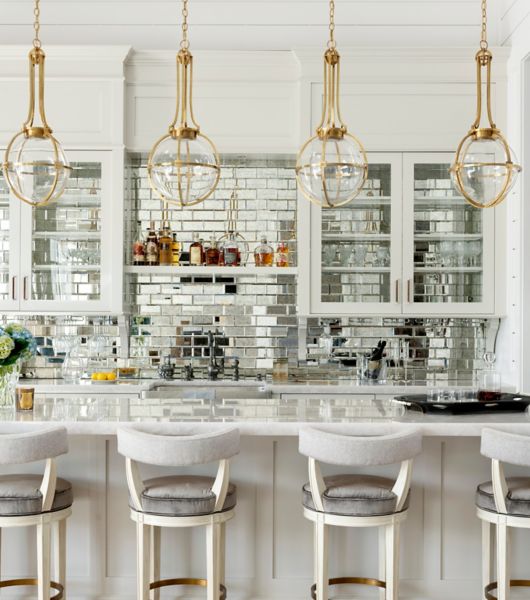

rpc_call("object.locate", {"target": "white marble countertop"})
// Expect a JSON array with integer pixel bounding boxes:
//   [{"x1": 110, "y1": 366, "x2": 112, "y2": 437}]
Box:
[{"x1": 1, "y1": 394, "x2": 529, "y2": 437}]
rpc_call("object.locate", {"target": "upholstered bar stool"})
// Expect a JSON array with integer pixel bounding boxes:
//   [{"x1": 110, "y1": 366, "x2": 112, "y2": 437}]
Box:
[
  {"x1": 476, "y1": 428, "x2": 530, "y2": 600},
  {"x1": 299, "y1": 427, "x2": 422, "y2": 600},
  {"x1": 0, "y1": 426, "x2": 73, "y2": 600},
  {"x1": 117, "y1": 425, "x2": 240, "y2": 600}
]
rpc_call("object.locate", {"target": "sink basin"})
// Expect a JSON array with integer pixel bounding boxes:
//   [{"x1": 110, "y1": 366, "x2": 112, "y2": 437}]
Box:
[{"x1": 142, "y1": 382, "x2": 270, "y2": 401}]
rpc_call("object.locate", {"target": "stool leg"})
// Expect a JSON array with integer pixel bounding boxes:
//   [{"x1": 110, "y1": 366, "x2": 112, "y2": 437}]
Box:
[
  {"x1": 37, "y1": 522, "x2": 51, "y2": 600},
  {"x1": 136, "y1": 522, "x2": 150, "y2": 600},
  {"x1": 379, "y1": 526, "x2": 386, "y2": 600},
  {"x1": 482, "y1": 520, "x2": 493, "y2": 597},
  {"x1": 315, "y1": 517, "x2": 329, "y2": 600},
  {"x1": 53, "y1": 519, "x2": 67, "y2": 596},
  {"x1": 217, "y1": 522, "x2": 226, "y2": 586},
  {"x1": 496, "y1": 520, "x2": 510, "y2": 600},
  {"x1": 206, "y1": 522, "x2": 220, "y2": 600},
  {"x1": 150, "y1": 526, "x2": 160, "y2": 600},
  {"x1": 385, "y1": 522, "x2": 400, "y2": 600}
]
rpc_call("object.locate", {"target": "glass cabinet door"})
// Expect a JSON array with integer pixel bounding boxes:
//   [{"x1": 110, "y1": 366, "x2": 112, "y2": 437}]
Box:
[
  {"x1": 402, "y1": 153, "x2": 495, "y2": 314},
  {"x1": 20, "y1": 151, "x2": 114, "y2": 311},
  {"x1": 310, "y1": 154, "x2": 402, "y2": 314},
  {"x1": 0, "y1": 169, "x2": 20, "y2": 309}
]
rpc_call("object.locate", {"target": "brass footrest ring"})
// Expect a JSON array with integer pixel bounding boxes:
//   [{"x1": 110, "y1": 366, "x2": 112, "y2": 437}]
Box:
[
  {"x1": 311, "y1": 576, "x2": 386, "y2": 599},
  {"x1": 0, "y1": 578, "x2": 63, "y2": 599},
  {"x1": 150, "y1": 577, "x2": 226, "y2": 599},
  {"x1": 485, "y1": 579, "x2": 530, "y2": 599}
]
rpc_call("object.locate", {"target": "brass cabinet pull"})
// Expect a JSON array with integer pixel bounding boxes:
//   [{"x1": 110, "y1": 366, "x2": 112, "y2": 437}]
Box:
[
  {"x1": 395, "y1": 279, "x2": 400, "y2": 303},
  {"x1": 407, "y1": 279, "x2": 412, "y2": 303},
  {"x1": 23, "y1": 276, "x2": 28, "y2": 300},
  {"x1": 11, "y1": 276, "x2": 16, "y2": 300}
]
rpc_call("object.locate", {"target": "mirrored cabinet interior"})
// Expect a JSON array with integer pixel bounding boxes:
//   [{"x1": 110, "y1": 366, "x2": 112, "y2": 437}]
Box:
[
  {"x1": 402, "y1": 153, "x2": 495, "y2": 314},
  {"x1": 308, "y1": 152, "x2": 497, "y2": 316},
  {"x1": 312, "y1": 154, "x2": 402, "y2": 314},
  {"x1": 0, "y1": 150, "x2": 122, "y2": 313}
]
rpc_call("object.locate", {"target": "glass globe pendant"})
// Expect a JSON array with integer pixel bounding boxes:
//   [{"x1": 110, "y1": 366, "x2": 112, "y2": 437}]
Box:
[
  {"x1": 2, "y1": 0, "x2": 71, "y2": 207},
  {"x1": 148, "y1": 0, "x2": 220, "y2": 208},
  {"x1": 450, "y1": 0, "x2": 521, "y2": 209},
  {"x1": 296, "y1": 0, "x2": 368, "y2": 208}
]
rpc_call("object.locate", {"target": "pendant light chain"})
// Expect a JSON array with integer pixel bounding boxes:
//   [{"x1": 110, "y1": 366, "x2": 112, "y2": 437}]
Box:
[
  {"x1": 180, "y1": 0, "x2": 190, "y2": 50},
  {"x1": 33, "y1": 0, "x2": 41, "y2": 48},
  {"x1": 480, "y1": 0, "x2": 488, "y2": 50},
  {"x1": 328, "y1": 0, "x2": 336, "y2": 49}
]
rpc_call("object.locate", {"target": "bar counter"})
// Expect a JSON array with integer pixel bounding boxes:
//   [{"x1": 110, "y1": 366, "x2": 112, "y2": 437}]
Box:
[{"x1": 1, "y1": 392, "x2": 529, "y2": 600}]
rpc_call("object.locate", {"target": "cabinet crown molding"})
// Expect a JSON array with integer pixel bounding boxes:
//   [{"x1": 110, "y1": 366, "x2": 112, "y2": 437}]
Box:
[{"x1": 0, "y1": 45, "x2": 132, "y2": 78}]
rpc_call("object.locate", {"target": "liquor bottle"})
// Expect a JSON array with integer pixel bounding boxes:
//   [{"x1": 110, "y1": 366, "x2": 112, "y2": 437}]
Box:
[
  {"x1": 132, "y1": 220, "x2": 145, "y2": 266},
  {"x1": 189, "y1": 234, "x2": 205, "y2": 266},
  {"x1": 158, "y1": 223, "x2": 173, "y2": 266},
  {"x1": 275, "y1": 241, "x2": 289, "y2": 267},
  {"x1": 254, "y1": 237, "x2": 274, "y2": 266},
  {"x1": 205, "y1": 237, "x2": 220, "y2": 266},
  {"x1": 145, "y1": 222, "x2": 159, "y2": 266},
  {"x1": 219, "y1": 232, "x2": 241, "y2": 266},
  {"x1": 171, "y1": 233, "x2": 181, "y2": 265}
]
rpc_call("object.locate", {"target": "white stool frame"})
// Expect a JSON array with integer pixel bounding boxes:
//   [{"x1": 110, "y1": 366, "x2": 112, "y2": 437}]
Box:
[
  {"x1": 126, "y1": 456, "x2": 234, "y2": 600},
  {"x1": 304, "y1": 456, "x2": 413, "y2": 600},
  {"x1": 0, "y1": 457, "x2": 71, "y2": 600},
  {"x1": 477, "y1": 458, "x2": 530, "y2": 600}
]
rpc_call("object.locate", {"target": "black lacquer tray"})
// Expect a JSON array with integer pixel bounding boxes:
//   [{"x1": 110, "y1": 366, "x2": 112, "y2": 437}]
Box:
[{"x1": 393, "y1": 393, "x2": 530, "y2": 415}]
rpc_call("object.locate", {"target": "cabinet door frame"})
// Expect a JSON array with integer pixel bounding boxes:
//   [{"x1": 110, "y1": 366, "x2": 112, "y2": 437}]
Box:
[
  {"x1": 309, "y1": 152, "x2": 403, "y2": 315},
  {"x1": 0, "y1": 193, "x2": 22, "y2": 311},
  {"x1": 19, "y1": 149, "x2": 118, "y2": 313},
  {"x1": 401, "y1": 152, "x2": 496, "y2": 315}
]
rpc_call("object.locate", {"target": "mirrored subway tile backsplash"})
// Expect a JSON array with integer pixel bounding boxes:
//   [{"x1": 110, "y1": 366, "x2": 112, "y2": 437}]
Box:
[
  {"x1": 2, "y1": 312, "x2": 491, "y2": 384},
  {"x1": 125, "y1": 153, "x2": 298, "y2": 267}
]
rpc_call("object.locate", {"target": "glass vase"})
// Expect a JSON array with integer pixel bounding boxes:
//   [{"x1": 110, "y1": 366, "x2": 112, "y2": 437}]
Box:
[{"x1": 0, "y1": 363, "x2": 21, "y2": 407}]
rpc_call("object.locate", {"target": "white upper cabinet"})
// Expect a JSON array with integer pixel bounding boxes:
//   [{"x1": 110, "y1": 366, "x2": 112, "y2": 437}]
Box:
[
  {"x1": 304, "y1": 151, "x2": 499, "y2": 316},
  {"x1": 0, "y1": 150, "x2": 123, "y2": 314},
  {"x1": 0, "y1": 46, "x2": 130, "y2": 149}
]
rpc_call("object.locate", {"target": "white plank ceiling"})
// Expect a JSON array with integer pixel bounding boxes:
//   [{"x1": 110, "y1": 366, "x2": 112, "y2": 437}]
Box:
[
  {"x1": 0, "y1": 0, "x2": 530, "y2": 50},
  {"x1": 0, "y1": 0, "x2": 525, "y2": 51}
]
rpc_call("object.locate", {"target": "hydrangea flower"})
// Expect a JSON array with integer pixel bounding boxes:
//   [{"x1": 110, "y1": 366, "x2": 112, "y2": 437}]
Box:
[{"x1": 0, "y1": 335, "x2": 15, "y2": 360}]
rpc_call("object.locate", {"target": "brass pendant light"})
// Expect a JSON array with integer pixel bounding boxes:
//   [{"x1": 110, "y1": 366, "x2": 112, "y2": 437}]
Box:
[
  {"x1": 296, "y1": 0, "x2": 368, "y2": 208},
  {"x1": 3, "y1": 0, "x2": 71, "y2": 207},
  {"x1": 148, "y1": 0, "x2": 220, "y2": 207},
  {"x1": 450, "y1": 0, "x2": 521, "y2": 208}
]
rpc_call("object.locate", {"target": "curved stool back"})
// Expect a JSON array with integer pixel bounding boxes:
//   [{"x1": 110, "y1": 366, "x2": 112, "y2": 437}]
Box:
[
  {"x1": 299, "y1": 427, "x2": 422, "y2": 513},
  {"x1": 117, "y1": 425, "x2": 240, "y2": 600},
  {"x1": 0, "y1": 426, "x2": 71, "y2": 600},
  {"x1": 477, "y1": 428, "x2": 530, "y2": 600},
  {"x1": 299, "y1": 427, "x2": 422, "y2": 600}
]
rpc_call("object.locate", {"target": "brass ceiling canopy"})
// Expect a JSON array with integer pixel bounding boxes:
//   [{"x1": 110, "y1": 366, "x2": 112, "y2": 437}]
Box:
[
  {"x1": 296, "y1": 0, "x2": 368, "y2": 208},
  {"x1": 147, "y1": 0, "x2": 220, "y2": 207},
  {"x1": 2, "y1": 0, "x2": 71, "y2": 207},
  {"x1": 450, "y1": 0, "x2": 521, "y2": 209}
]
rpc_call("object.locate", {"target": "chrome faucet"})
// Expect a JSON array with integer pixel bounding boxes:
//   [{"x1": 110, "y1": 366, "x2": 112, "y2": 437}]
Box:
[{"x1": 207, "y1": 330, "x2": 223, "y2": 381}]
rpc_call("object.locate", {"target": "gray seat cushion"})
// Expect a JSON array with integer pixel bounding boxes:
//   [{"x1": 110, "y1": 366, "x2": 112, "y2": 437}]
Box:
[
  {"x1": 135, "y1": 475, "x2": 237, "y2": 516},
  {"x1": 476, "y1": 477, "x2": 530, "y2": 516},
  {"x1": 0, "y1": 474, "x2": 73, "y2": 516},
  {"x1": 303, "y1": 474, "x2": 409, "y2": 517}
]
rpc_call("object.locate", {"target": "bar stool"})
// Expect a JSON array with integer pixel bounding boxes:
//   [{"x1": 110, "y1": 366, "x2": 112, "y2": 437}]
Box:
[
  {"x1": 476, "y1": 428, "x2": 530, "y2": 600},
  {"x1": 0, "y1": 426, "x2": 72, "y2": 600},
  {"x1": 299, "y1": 427, "x2": 422, "y2": 600},
  {"x1": 117, "y1": 425, "x2": 240, "y2": 600}
]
